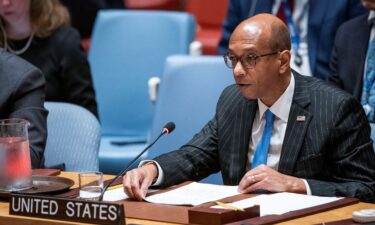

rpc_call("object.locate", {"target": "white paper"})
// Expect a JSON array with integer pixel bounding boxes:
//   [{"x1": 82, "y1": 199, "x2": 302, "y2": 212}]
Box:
[
  {"x1": 103, "y1": 187, "x2": 159, "y2": 202},
  {"x1": 144, "y1": 182, "x2": 239, "y2": 206},
  {"x1": 211, "y1": 192, "x2": 342, "y2": 216},
  {"x1": 103, "y1": 187, "x2": 128, "y2": 201}
]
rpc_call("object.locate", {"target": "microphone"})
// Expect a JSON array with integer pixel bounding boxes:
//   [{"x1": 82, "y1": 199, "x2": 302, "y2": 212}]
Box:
[{"x1": 98, "y1": 122, "x2": 175, "y2": 201}]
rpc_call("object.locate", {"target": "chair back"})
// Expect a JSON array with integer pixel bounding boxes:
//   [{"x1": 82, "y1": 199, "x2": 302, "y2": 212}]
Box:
[
  {"x1": 147, "y1": 55, "x2": 234, "y2": 183},
  {"x1": 44, "y1": 102, "x2": 100, "y2": 172},
  {"x1": 89, "y1": 10, "x2": 195, "y2": 140},
  {"x1": 186, "y1": 0, "x2": 228, "y2": 27},
  {"x1": 186, "y1": 0, "x2": 228, "y2": 54}
]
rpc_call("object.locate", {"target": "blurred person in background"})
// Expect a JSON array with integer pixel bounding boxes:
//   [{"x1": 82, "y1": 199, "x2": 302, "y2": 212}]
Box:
[
  {"x1": 218, "y1": 0, "x2": 367, "y2": 80},
  {"x1": 0, "y1": 49, "x2": 47, "y2": 168},
  {"x1": 330, "y1": 0, "x2": 375, "y2": 122},
  {"x1": 60, "y1": 0, "x2": 125, "y2": 39},
  {"x1": 0, "y1": 0, "x2": 98, "y2": 117}
]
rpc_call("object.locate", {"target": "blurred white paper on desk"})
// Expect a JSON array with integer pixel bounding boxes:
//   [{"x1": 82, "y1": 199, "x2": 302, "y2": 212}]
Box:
[
  {"x1": 144, "y1": 182, "x2": 239, "y2": 206},
  {"x1": 103, "y1": 187, "x2": 159, "y2": 202},
  {"x1": 103, "y1": 187, "x2": 128, "y2": 201},
  {"x1": 211, "y1": 192, "x2": 343, "y2": 216}
]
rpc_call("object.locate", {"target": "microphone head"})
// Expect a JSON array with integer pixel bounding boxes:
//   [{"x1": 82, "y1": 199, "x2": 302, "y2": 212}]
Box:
[{"x1": 162, "y1": 122, "x2": 175, "y2": 134}]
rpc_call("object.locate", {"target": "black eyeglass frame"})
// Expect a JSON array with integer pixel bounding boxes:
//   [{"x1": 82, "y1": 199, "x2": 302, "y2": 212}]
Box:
[{"x1": 223, "y1": 51, "x2": 281, "y2": 69}]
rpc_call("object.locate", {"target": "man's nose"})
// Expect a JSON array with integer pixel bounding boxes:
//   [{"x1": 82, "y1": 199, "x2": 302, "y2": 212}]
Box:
[
  {"x1": 233, "y1": 61, "x2": 245, "y2": 77},
  {"x1": 1, "y1": 0, "x2": 11, "y2": 6}
]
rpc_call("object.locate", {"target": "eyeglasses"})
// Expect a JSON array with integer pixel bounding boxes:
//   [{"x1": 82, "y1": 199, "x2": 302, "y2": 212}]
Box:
[{"x1": 223, "y1": 51, "x2": 280, "y2": 69}]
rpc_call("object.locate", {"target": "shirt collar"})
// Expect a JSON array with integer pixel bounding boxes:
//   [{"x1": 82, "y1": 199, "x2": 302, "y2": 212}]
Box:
[
  {"x1": 257, "y1": 73, "x2": 295, "y2": 122},
  {"x1": 368, "y1": 11, "x2": 375, "y2": 25}
]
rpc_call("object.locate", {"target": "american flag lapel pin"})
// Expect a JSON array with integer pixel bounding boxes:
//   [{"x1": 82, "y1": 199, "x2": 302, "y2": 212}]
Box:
[{"x1": 296, "y1": 115, "x2": 306, "y2": 122}]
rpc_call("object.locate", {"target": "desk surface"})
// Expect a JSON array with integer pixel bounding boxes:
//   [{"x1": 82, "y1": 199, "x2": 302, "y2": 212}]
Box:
[{"x1": 0, "y1": 172, "x2": 373, "y2": 225}]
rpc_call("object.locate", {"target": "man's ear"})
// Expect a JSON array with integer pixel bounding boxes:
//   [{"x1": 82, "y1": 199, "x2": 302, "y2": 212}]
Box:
[{"x1": 279, "y1": 50, "x2": 291, "y2": 74}]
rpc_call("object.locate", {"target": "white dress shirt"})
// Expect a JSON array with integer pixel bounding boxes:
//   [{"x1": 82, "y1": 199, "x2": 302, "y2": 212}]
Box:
[
  {"x1": 362, "y1": 11, "x2": 375, "y2": 115},
  {"x1": 248, "y1": 74, "x2": 311, "y2": 194},
  {"x1": 369, "y1": 11, "x2": 375, "y2": 40},
  {"x1": 365, "y1": 10, "x2": 375, "y2": 76},
  {"x1": 248, "y1": 74, "x2": 295, "y2": 170}
]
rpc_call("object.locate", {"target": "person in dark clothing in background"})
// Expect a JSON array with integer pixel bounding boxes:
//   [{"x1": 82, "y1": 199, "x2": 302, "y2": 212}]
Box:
[
  {"x1": 330, "y1": 0, "x2": 375, "y2": 122},
  {"x1": 60, "y1": 0, "x2": 125, "y2": 39},
  {"x1": 0, "y1": 0, "x2": 98, "y2": 118},
  {"x1": 218, "y1": 0, "x2": 367, "y2": 80}
]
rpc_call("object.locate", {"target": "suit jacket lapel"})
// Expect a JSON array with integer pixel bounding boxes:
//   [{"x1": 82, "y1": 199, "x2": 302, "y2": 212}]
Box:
[
  {"x1": 278, "y1": 73, "x2": 312, "y2": 175},
  {"x1": 230, "y1": 98, "x2": 257, "y2": 183}
]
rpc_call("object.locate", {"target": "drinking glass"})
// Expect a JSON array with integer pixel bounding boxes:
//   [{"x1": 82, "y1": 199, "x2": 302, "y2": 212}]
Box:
[
  {"x1": 0, "y1": 118, "x2": 32, "y2": 191},
  {"x1": 78, "y1": 172, "x2": 103, "y2": 201}
]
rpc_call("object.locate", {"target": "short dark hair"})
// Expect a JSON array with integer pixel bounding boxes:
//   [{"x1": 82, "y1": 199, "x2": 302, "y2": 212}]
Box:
[{"x1": 269, "y1": 21, "x2": 291, "y2": 51}]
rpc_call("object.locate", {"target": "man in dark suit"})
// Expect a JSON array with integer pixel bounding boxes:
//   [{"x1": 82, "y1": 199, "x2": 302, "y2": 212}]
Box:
[
  {"x1": 123, "y1": 14, "x2": 375, "y2": 203},
  {"x1": 330, "y1": 0, "x2": 375, "y2": 120},
  {"x1": 0, "y1": 49, "x2": 48, "y2": 168},
  {"x1": 218, "y1": 0, "x2": 367, "y2": 80}
]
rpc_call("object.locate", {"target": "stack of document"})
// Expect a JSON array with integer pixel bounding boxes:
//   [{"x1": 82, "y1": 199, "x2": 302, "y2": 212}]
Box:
[
  {"x1": 144, "y1": 182, "x2": 239, "y2": 206},
  {"x1": 211, "y1": 192, "x2": 342, "y2": 216},
  {"x1": 103, "y1": 186, "x2": 159, "y2": 201},
  {"x1": 103, "y1": 187, "x2": 128, "y2": 201},
  {"x1": 102, "y1": 182, "x2": 342, "y2": 217}
]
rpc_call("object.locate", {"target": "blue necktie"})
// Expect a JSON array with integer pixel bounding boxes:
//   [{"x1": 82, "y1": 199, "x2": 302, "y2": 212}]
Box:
[
  {"x1": 252, "y1": 110, "x2": 275, "y2": 169},
  {"x1": 361, "y1": 37, "x2": 375, "y2": 121}
]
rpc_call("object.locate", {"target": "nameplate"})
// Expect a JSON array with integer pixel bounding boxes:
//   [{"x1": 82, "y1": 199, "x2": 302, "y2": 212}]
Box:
[{"x1": 9, "y1": 194, "x2": 125, "y2": 225}]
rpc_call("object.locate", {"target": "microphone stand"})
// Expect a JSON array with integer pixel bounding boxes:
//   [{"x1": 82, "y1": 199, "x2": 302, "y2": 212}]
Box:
[{"x1": 98, "y1": 130, "x2": 167, "y2": 201}]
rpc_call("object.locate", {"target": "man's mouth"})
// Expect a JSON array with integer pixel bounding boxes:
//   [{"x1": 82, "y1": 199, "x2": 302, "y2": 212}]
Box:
[
  {"x1": 3, "y1": 11, "x2": 14, "y2": 16},
  {"x1": 237, "y1": 83, "x2": 251, "y2": 87}
]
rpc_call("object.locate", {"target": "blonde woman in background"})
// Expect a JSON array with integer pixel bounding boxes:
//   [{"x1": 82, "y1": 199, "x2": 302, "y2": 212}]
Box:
[{"x1": 0, "y1": 0, "x2": 98, "y2": 118}]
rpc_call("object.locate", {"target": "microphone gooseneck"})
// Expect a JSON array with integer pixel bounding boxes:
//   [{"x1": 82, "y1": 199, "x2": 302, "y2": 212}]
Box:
[{"x1": 98, "y1": 122, "x2": 176, "y2": 201}]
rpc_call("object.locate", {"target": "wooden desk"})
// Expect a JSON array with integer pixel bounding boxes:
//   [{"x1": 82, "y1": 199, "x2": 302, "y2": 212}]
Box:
[{"x1": 0, "y1": 172, "x2": 373, "y2": 225}]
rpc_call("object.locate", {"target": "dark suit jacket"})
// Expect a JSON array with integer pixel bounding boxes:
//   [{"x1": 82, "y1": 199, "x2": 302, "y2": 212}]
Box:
[
  {"x1": 329, "y1": 14, "x2": 371, "y2": 100},
  {"x1": 218, "y1": 0, "x2": 367, "y2": 80},
  {"x1": 155, "y1": 73, "x2": 375, "y2": 203},
  {"x1": 0, "y1": 49, "x2": 48, "y2": 168}
]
